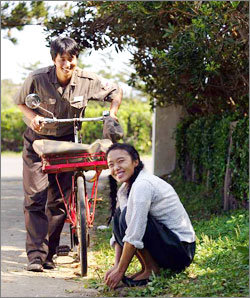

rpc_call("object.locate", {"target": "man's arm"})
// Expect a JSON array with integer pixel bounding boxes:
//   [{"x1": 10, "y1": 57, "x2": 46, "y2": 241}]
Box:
[{"x1": 17, "y1": 104, "x2": 44, "y2": 132}]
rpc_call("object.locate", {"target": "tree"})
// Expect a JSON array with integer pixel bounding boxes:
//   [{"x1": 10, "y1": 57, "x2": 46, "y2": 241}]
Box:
[
  {"x1": 44, "y1": 1, "x2": 248, "y2": 115},
  {"x1": 1, "y1": 1, "x2": 48, "y2": 43},
  {"x1": 2, "y1": 1, "x2": 248, "y2": 115}
]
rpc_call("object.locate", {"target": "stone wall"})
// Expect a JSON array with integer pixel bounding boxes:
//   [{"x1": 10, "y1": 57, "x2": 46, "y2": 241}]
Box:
[{"x1": 152, "y1": 105, "x2": 187, "y2": 176}]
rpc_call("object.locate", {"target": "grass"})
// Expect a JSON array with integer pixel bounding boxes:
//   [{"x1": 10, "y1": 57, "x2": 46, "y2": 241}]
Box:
[
  {"x1": 86, "y1": 210, "x2": 249, "y2": 297},
  {"x1": 77, "y1": 172, "x2": 249, "y2": 297},
  {"x1": 82, "y1": 173, "x2": 249, "y2": 297},
  {"x1": 5, "y1": 151, "x2": 247, "y2": 296}
]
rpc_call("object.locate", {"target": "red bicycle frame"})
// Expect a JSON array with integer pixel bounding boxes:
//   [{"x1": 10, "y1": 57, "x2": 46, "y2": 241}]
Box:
[{"x1": 41, "y1": 151, "x2": 108, "y2": 228}]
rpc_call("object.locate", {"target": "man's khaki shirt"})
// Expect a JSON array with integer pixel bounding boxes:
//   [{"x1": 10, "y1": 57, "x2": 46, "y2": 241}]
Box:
[{"x1": 15, "y1": 65, "x2": 120, "y2": 136}]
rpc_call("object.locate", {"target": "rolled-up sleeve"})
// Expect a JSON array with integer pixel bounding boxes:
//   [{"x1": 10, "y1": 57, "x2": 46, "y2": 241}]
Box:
[
  {"x1": 98, "y1": 76, "x2": 122, "y2": 102},
  {"x1": 123, "y1": 180, "x2": 152, "y2": 249}
]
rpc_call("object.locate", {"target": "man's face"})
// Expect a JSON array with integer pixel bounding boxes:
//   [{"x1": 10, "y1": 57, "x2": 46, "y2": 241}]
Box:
[{"x1": 53, "y1": 52, "x2": 77, "y2": 81}]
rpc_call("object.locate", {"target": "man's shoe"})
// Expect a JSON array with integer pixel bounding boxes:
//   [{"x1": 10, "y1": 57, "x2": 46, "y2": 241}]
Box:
[
  {"x1": 122, "y1": 276, "x2": 149, "y2": 287},
  {"x1": 43, "y1": 260, "x2": 55, "y2": 270},
  {"x1": 27, "y1": 257, "x2": 43, "y2": 272}
]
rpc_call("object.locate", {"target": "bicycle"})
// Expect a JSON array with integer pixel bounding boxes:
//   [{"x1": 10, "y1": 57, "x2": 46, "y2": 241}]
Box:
[{"x1": 25, "y1": 93, "x2": 112, "y2": 276}]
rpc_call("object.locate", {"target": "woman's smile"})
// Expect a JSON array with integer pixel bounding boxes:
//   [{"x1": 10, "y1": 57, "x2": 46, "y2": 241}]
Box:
[
  {"x1": 107, "y1": 149, "x2": 139, "y2": 183},
  {"x1": 116, "y1": 170, "x2": 125, "y2": 180}
]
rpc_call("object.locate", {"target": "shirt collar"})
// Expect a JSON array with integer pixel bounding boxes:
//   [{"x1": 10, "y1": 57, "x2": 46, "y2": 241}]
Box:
[{"x1": 49, "y1": 65, "x2": 79, "y2": 87}]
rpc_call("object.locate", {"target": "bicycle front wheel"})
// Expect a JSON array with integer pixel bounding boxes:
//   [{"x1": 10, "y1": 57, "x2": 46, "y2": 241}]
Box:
[{"x1": 76, "y1": 175, "x2": 88, "y2": 276}]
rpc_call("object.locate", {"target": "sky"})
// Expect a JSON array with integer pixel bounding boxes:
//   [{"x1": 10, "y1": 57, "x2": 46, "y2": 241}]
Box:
[
  {"x1": 1, "y1": 25, "x2": 133, "y2": 85},
  {"x1": 1, "y1": 1, "x2": 141, "y2": 98}
]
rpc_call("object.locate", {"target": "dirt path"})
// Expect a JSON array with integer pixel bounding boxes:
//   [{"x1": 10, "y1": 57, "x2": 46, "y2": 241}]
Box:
[
  {"x1": 1, "y1": 155, "x2": 152, "y2": 297},
  {"x1": 1, "y1": 176, "x2": 102, "y2": 297}
]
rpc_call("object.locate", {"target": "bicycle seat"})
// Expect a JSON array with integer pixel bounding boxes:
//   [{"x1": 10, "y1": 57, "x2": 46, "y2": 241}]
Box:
[{"x1": 33, "y1": 138, "x2": 112, "y2": 157}]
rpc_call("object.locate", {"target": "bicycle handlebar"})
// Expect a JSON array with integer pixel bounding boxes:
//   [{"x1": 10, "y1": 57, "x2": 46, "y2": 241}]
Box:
[
  {"x1": 41, "y1": 116, "x2": 105, "y2": 124},
  {"x1": 40, "y1": 111, "x2": 109, "y2": 124}
]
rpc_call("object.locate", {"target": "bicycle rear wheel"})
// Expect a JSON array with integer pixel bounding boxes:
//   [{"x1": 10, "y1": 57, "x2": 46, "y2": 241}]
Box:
[{"x1": 76, "y1": 175, "x2": 88, "y2": 276}]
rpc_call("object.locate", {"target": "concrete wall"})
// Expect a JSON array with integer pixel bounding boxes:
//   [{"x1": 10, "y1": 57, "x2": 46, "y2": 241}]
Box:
[{"x1": 152, "y1": 105, "x2": 187, "y2": 176}]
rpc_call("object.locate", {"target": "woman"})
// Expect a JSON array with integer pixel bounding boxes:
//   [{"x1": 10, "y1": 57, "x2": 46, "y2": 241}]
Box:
[{"x1": 104, "y1": 143, "x2": 196, "y2": 289}]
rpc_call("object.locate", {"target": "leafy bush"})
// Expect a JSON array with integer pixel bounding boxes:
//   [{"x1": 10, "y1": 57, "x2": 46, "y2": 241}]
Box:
[
  {"x1": 175, "y1": 114, "x2": 249, "y2": 205},
  {"x1": 1, "y1": 100, "x2": 152, "y2": 154},
  {"x1": 1, "y1": 107, "x2": 26, "y2": 151},
  {"x1": 82, "y1": 99, "x2": 152, "y2": 154},
  {"x1": 230, "y1": 117, "x2": 249, "y2": 202}
]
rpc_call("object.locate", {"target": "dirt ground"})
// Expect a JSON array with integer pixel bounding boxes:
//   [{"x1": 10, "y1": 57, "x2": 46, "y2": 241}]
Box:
[
  {"x1": 1, "y1": 174, "x2": 103, "y2": 297},
  {"x1": 1, "y1": 156, "x2": 152, "y2": 298}
]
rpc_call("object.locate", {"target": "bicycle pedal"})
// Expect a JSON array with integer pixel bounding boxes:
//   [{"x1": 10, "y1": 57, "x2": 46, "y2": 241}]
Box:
[{"x1": 56, "y1": 245, "x2": 70, "y2": 256}]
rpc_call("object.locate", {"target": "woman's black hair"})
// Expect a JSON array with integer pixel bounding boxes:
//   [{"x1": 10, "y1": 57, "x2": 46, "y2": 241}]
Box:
[
  {"x1": 50, "y1": 37, "x2": 80, "y2": 60},
  {"x1": 106, "y1": 143, "x2": 144, "y2": 225}
]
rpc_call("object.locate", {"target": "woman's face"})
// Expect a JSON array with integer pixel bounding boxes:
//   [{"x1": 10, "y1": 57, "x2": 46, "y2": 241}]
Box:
[{"x1": 107, "y1": 149, "x2": 139, "y2": 184}]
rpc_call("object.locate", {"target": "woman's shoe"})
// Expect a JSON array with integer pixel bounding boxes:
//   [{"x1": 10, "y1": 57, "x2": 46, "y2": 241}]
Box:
[{"x1": 122, "y1": 276, "x2": 149, "y2": 287}]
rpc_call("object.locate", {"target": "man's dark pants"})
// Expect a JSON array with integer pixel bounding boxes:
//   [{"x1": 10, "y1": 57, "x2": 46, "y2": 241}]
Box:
[{"x1": 22, "y1": 128, "x2": 74, "y2": 262}]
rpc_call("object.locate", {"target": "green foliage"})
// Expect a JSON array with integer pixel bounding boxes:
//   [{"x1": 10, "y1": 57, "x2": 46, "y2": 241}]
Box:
[
  {"x1": 81, "y1": 178, "x2": 249, "y2": 297},
  {"x1": 44, "y1": 1, "x2": 249, "y2": 116},
  {"x1": 175, "y1": 114, "x2": 249, "y2": 204},
  {"x1": 82, "y1": 99, "x2": 152, "y2": 154},
  {"x1": 1, "y1": 79, "x2": 21, "y2": 110},
  {"x1": 230, "y1": 117, "x2": 249, "y2": 201},
  {"x1": 1, "y1": 1, "x2": 48, "y2": 43},
  {"x1": 3, "y1": 2, "x2": 248, "y2": 115},
  {"x1": 1, "y1": 107, "x2": 26, "y2": 151},
  {"x1": 86, "y1": 193, "x2": 249, "y2": 297},
  {"x1": 1, "y1": 99, "x2": 152, "y2": 154}
]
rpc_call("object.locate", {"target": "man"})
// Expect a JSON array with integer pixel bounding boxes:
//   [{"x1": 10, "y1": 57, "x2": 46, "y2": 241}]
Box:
[{"x1": 15, "y1": 37, "x2": 123, "y2": 272}]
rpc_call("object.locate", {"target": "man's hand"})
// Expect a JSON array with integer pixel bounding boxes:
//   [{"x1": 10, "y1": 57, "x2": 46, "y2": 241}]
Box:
[
  {"x1": 109, "y1": 85, "x2": 122, "y2": 121},
  {"x1": 105, "y1": 267, "x2": 124, "y2": 289},
  {"x1": 30, "y1": 115, "x2": 45, "y2": 132},
  {"x1": 17, "y1": 104, "x2": 45, "y2": 132},
  {"x1": 109, "y1": 110, "x2": 118, "y2": 121}
]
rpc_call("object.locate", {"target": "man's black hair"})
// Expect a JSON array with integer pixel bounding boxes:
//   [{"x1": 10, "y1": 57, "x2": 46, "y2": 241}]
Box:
[{"x1": 50, "y1": 37, "x2": 79, "y2": 60}]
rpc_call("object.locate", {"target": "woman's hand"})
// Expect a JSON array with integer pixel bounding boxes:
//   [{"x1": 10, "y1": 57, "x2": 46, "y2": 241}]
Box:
[
  {"x1": 105, "y1": 267, "x2": 124, "y2": 289},
  {"x1": 104, "y1": 265, "x2": 118, "y2": 281},
  {"x1": 105, "y1": 242, "x2": 136, "y2": 289}
]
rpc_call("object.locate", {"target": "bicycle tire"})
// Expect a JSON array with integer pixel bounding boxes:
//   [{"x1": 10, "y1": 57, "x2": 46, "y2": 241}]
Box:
[{"x1": 76, "y1": 175, "x2": 88, "y2": 276}]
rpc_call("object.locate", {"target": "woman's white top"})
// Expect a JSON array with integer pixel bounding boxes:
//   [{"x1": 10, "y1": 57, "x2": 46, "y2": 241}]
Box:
[{"x1": 110, "y1": 170, "x2": 196, "y2": 249}]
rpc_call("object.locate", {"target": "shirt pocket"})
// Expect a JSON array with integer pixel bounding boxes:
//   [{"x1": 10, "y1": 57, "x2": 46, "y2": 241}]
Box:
[
  {"x1": 69, "y1": 95, "x2": 88, "y2": 109},
  {"x1": 37, "y1": 92, "x2": 57, "y2": 117}
]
